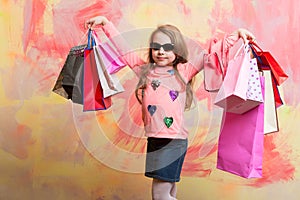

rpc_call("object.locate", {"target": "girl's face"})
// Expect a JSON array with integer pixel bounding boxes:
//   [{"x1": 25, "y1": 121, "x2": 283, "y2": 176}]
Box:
[{"x1": 151, "y1": 31, "x2": 176, "y2": 67}]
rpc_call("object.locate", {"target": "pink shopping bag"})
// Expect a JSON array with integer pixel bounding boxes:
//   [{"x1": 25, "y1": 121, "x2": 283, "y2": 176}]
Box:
[
  {"x1": 94, "y1": 30, "x2": 126, "y2": 74},
  {"x1": 214, "y1": 44, "x2": 263, "y2": 114},
  {"x1": 217, "y1": 76, "x2": 265, "y2": 178},
  {"x1": 99, "y1": 41, "x2": 126, "y2": 74},
  {"x1": 92, "y1": 31, "x2": 125, "y2": 98}
]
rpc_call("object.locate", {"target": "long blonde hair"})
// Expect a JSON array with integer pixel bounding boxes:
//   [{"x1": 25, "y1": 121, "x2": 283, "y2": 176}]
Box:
[{"x1": 135, "y1": 24, "x2": 194, "y2": 110}]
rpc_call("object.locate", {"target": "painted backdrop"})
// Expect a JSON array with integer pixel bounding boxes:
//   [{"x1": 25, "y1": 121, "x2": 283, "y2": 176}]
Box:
[{"x1": 1, "y1": 0, "x2": 300, "y2": 199}]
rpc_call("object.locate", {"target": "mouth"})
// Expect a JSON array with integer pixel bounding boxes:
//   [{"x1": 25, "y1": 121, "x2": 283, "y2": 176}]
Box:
[{"x1": 156, "y1": 56, "x2": 167, "y2": 60}]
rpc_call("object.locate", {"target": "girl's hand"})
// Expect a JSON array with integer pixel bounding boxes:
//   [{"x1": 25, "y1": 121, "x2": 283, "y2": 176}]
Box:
[
  {"x1": 85, "y1": 16, "x2": 109, "y2": 29},
  {"x1": 236, "y1": 28, "x2": 256, "y2": 44}
]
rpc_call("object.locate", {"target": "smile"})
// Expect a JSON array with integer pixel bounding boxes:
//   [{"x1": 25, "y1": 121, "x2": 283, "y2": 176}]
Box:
[{"x1": 157, "y1": 56, "x2": 167, "y2": 60}]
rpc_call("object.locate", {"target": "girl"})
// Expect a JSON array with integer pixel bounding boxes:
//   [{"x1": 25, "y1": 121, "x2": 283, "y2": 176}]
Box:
[{"x1": 86, "y1": 16, "x2": 255, "y2": 200}]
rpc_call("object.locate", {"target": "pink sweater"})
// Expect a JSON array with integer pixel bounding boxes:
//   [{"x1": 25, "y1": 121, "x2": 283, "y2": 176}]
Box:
[{"x1": 101, "y1": 22, "x2": 239, "y2": 139}]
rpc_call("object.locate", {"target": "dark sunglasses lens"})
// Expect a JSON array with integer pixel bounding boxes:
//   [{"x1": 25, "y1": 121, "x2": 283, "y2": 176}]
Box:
[
  {"x1": 150, "y1": 43, "x2": 160, "y2": 50},
  {"x1": 162, "y1": 44, "x2": 174, "y2": 51},
  {"x1": 150, "y1": 43, "x2": 174, "y2": 51}
]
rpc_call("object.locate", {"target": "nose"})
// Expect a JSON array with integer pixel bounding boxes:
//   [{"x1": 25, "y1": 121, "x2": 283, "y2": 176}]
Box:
[{"x1": 158, "y1": 47, "x2": 165, "y2": 54}]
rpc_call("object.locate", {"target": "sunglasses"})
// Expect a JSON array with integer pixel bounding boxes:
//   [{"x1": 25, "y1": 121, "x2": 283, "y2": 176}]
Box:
[{"x1": 150, "y1": 42, "x2": 174, "y2": 51}]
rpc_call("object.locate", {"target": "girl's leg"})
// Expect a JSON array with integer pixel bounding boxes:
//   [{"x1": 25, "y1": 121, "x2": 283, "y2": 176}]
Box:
[
  {"x1": 152, "y1": 178, "x2": 177, "y2": 200},
  {"x1": 170, "y1": 182, "x2": 177, "y2": 198}
]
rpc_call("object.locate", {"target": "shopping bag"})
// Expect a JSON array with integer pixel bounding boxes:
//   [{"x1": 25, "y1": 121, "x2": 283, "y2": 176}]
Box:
[
  {"x1": 52, "y1": 44, "x2": 85, "y2": 104},
  {"x1": 92, "y1": 31, "x2": 125, "y2": 98},
  {"x1": 258, "y1": 65, "x2": 284, "y2": 107},
  {"x1": 214, "y1": 44, "x2": 263, "y2": 114},
  {"x1": 83, "y1": 29, "x2": 112, "y2": 111},
  {"x1": 262, "y1": 70, "x2": 279, "y2": 134},
  {"x1": 250, "y1": 43, "x2": 284, "y2": 107},
  {"x1": 249, "y1": 41, "x2": 288, "y2": 85},
  {"x1": 217, "y1": 76, "x2": 265, "y2": 178},
  {"x1": 95, "y1": 32, "x2": 126, "y2": 74}
]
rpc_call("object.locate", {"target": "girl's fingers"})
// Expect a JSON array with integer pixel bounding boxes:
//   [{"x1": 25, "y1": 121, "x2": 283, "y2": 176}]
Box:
[
  {"x1": 85, "y1": 19, "x2": 95, "y2": 29},
  {"x1": 239, "y1": 29, "x2": 256, "y2": 43},
  {"x1": 84, "y1": 16, "x2": 108, "y2": 29},
  {"x1": 84, "y1": 20, "x2": 90, "y2": 29}
]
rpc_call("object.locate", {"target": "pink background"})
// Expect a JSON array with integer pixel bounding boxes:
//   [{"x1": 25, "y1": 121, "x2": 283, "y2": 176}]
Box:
[{"x1": 0, "y1": 0, "x2": 299, "y2": 199}]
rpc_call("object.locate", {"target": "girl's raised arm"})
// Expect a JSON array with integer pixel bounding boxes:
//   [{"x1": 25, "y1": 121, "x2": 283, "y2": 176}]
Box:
[
  {"x1": 207, "y1": 28, "x2": 256, "y2": 69},
  {"x1": 199, "y1": 28, "x2": 256, "y2": 91},
  {"x1": 178, "y1": 28, "x2": 255, "y2": 88},
  {"x1": 86, "y1": 16, "x2": 146, "y2": 72},
  {"x1": 176, "y1": 32, "x2": 241, "y2": 84}
]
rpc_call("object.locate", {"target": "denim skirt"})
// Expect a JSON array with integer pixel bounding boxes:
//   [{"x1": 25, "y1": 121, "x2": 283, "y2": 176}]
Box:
[{"x1": 145, "y1": 137, "x2": 188, "y2": 182}]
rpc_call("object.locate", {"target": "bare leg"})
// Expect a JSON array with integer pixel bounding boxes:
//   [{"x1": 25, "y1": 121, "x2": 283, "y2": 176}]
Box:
[
  {"x1": 152, "y1": 178, "x2": 177, "y2": 200},
  {"x1": 170, "y1": 182, "x2": 177, "y2": 198}
]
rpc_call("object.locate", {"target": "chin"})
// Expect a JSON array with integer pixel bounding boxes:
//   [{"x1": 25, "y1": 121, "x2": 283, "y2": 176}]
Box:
[{"x1": 155, "y1": 61, "x2": 170, "y2": 67}]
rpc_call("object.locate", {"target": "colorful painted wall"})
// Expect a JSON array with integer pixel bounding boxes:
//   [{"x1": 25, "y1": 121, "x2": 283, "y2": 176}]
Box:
[{"x1": 1, "y1": 0, "x2": 299, "y2": 199}]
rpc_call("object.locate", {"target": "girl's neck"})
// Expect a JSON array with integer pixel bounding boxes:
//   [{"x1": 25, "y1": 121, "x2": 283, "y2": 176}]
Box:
[
  {"x1": 154, "y1": 63, "x2": 174, "y2": 69},
  {"x1": 150, "y1": 64, "x2": 175, "y2": 77}
]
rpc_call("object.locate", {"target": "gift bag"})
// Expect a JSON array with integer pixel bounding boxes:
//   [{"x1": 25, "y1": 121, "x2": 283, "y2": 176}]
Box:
[
  {"x1": 83, "y1": 30, "x2": 112, "y2": 111},
  {"x1": 262, "y1": 70, "x2": 279, "y2": 134},
  {"x1": 52, "y1": 44, "x2": 85, "y2": 104},
  {"x1": 95, "y1": 32, "x2": 126, "y2": 74},
  {"x1": 217, "y1": 76, "x2": 265, "y2": 178},
  {"x1": 92, "y1": 31, "x2": 125, "y2": 98},
  {"x1": 257, "y1": 65, "x2": 284, "y2": 107},
  {"x1": 249, "y1": 41, "x2": 288, "y2": 85},
  {"x1": 250, "y1": 43, "x2": 285, "y2": 107},
  {"x1": 214, "y1": 44, "x2": 263, "y2": 114}
]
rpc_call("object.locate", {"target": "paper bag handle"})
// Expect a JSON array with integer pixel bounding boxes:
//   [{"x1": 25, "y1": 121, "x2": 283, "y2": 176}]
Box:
[
  {"x1": 233, "y1": 44, "x2": 248, "y2": 59},
  {"x1": 249, "y1": 41, "x2": 264, "y2": 56}
]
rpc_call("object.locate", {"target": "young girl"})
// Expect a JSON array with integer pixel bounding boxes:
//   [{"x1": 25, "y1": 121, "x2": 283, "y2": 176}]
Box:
[{"x1": 86, "y1": 16, "x2": 255, "y2": 200}]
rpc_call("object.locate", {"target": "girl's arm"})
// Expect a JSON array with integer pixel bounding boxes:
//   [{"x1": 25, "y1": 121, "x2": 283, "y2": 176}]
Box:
[
  {"x1": 207, "y1": 28, "x2": 256, "y2": 71},
  {"x1": 178, "y1": 28, "x2": 255, "y2": 84},
  {"x1": 200, "y1": 28, "x2": 256, "y2": 91},
  {"x1": 86, "y1": 16, "x2": 146, "y2": 72},
  {"x1": 176, "y1": 38, "x2": 206, "y2": 83},
  {"x1": 177, "y1": 31, "x2": 242, "y2": 83}
]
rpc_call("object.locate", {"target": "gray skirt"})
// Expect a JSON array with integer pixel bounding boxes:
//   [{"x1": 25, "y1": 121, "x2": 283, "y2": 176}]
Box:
[{"x1": 145, "y1": 137, "x2": 188, "y2": 182}]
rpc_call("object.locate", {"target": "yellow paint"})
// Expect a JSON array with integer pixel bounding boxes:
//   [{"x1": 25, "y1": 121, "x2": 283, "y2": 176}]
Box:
[
  {"x1": 122, "y1": 0, "x2": 216, "y2": 41},
  {"x1": 43, "y1": 4, "x2": 54, "y2": 35}
]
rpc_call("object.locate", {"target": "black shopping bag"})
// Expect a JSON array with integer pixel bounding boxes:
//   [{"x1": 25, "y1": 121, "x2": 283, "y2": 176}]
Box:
[{"x1": 52, "y1": 44, "x2": 86, "y2": 104}]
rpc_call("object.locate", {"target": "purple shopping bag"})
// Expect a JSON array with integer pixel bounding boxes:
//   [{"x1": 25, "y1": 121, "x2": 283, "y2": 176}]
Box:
[
  {"x1": 217, "y1": 76, "x2": 265, "y2": 178},
  {"x1": 93, "y1": 30, "x2": 126, "y2": 74}
]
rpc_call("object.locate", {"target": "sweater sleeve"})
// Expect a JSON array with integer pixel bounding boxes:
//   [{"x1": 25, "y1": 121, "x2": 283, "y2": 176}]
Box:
[
  {"x1": 203, "y1": 32, "x2": 240, "y2": 92},
  {"x1": 208, "y1": 32, "x2": 240, "y2": 72},
  {"x1": 177, "y1": 32, "x2": 239, "y2": 84},
  {"x1": 101, "y1": 22, "x2": 147, "y2": 73},
  {"x1": 177, "y1": 40, "x2": 206, "y2": 83}
]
